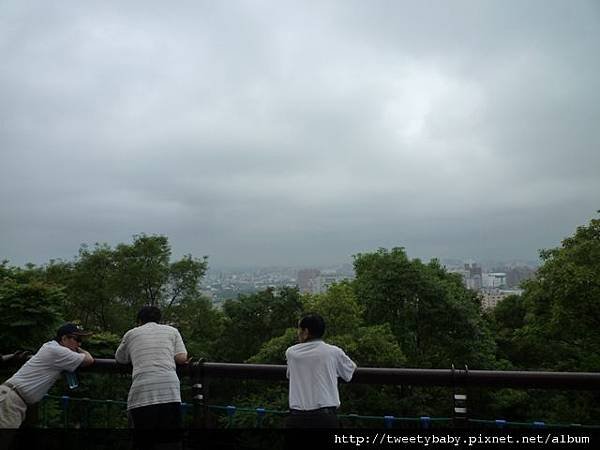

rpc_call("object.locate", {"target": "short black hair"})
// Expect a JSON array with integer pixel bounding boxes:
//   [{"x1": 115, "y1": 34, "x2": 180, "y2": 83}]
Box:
[
  {"x1": 137, "y1": 306, "x2": 161, "y2": 324},
  {"x1": 298, "y1": 313, "x2": 326, "y2": 338}
]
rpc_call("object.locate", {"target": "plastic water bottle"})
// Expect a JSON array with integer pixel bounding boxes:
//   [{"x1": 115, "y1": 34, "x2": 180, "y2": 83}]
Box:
[{"x1": 65, "y1": 371, "x2": 79, "y2": 389}]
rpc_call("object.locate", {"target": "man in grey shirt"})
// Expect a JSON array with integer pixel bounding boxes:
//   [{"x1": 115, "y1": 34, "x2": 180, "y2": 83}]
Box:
[
  {"x1": 0, "y1": 323, "x2": 94, "y2": 428},
  {"x1": 115, "y1": 306, "x2": 188, "y2": 430}
]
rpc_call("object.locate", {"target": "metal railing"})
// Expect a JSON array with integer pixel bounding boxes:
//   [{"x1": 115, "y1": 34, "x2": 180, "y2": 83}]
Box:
[
  {"x1": 7, "y1": 353, "x2": 599, "y2": 389},
  {"x1": 84, "y1": 359, "x2": 600, "y2": 390},
  {"x1": 4, "y1": 356, "x2": 600, "y2": 429}
]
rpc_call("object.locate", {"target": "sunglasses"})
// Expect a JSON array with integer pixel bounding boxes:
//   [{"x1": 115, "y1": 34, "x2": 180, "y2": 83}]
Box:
[{"x1": 66, "y1": 335, "x2": 83, "y2": 343}]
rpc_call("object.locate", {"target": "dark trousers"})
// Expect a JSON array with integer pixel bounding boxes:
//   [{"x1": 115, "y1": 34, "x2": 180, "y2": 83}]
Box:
[
  {"x1": 129, "y1": 402, "x2": 182, "y2": 429},
  {"x1": 285, "y1": 407, "x2": 339, "y2": 428},
  {"x1": 129, "y1": 403, "x2": 182, "y2": 450}
]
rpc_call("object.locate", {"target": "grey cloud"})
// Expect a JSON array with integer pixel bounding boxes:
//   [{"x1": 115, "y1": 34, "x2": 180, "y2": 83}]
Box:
[{"x1": 1, "y1": 0, "x2": 599, "y2": 268}]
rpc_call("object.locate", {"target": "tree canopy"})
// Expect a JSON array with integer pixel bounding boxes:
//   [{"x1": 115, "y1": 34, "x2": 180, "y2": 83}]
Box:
[
  {"x1": 353, "y1": 248, "x2": 496, "y2": 369},
  {"x1": 518, "y1": 214, "x2": 600, "y2": 371}
]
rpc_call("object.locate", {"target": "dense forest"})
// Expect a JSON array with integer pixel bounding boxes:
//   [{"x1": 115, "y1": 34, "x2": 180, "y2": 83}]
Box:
[{"x1": 1, "y1": 213, "x2": 599, "y2": 426}]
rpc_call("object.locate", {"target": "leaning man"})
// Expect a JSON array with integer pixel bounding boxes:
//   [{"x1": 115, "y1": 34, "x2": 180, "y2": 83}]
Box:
[
  {"x1": 0, "y1": 324, "x2": 94, "y2": 428},
  {"x1": 285, "y1": 313, "x2": 357, "y2": 428},
  {"x1": 115, "y1": 306, "x2": 188, "y2": 430}
]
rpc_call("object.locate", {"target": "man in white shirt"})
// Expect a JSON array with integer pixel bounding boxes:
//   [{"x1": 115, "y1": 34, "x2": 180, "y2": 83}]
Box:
[
  {"x1": 115, "y1": 306, "x2": 188, "y2": 431},
  {"x1": 285, "y1": 313, "x2": 356, "y2": 428},
  {"x1": 0, "y1": 323, "x2": 94, "y2": 428}
]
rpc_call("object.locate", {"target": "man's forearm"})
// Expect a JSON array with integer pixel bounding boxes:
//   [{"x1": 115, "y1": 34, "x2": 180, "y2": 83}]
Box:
[
  {"x1": 78, "y1": 348, "x2": 94, "y2": 366},
  {"x1": 174, "y1": 353, "x2": 189, "y2": 364}
]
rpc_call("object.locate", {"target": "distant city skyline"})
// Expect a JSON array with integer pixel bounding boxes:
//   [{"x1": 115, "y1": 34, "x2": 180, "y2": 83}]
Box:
[
  {"x1": 205, "y1": 256, "x2": 540, "y2": 273},
  {"x1": 201, "y1": 257, "x2": 534, "y2": 304},
  {"x1": 1, "y1": 1, "x2": 598, "y2": 269}
]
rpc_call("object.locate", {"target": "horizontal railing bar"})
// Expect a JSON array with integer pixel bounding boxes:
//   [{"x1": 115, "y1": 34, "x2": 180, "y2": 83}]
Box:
[
  {"x1": 4, "y1": 356, "x2": 599, "y2": 390},
  {"x1": 76, "y1": 359, "x2": 600, "y2": 390}
]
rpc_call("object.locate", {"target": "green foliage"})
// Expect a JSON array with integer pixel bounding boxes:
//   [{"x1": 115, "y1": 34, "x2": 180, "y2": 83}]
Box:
[
  {"x1": 112, "y1": 235, "x2": 172, "y2": 308},
  {"x1": 216, "y1": 287, "x2": 303, "y2": 362},
  {"x1": 249, "y1": 286, "x2": 406, "y2": 368},
  {"x1": 331, "y1": 324, "x2": 406, "y2": 368},
  {"x1": 302, "y1": 282, "x2": 363, "y2": 336},
  {"x1": 84, "y1": 332, "x2": 123, "y2": 358},
  {"x1": 486, "y1": 295, "x2": 535, "y2": 368},
  {"x1": 166, "y1": 254, "x2": 209, "y2": 307},
  {"x1": 66, "y1": 243, "x2": 125, "y2": 331},
  {"x1": 167, "y1": 296, "x2": 225, "y2": 359},
  {"x1": 478, "y1": 213, "x2": 600, "y2": 422},
  {"x1": 483, "y1": 389, "x2": 531, "y2": 421},
  {"x1": 353, "y1": 248, "x2": 496, "y2": 369},
  {"x1": 0, "y1": 277, "x2": 63, "y2": 352},
  {"x1": 519, "y1": 214, "x2": 600, "y2": 371},
  {"x1": 353, "y1": 247, "x2": 415, "y2": 332},
  {"x1": 43, "y1": 234, "x2": 209, "y2": 334},
  {"x1": 248, "y1": 328, "x2": 297, "y2": 364}
]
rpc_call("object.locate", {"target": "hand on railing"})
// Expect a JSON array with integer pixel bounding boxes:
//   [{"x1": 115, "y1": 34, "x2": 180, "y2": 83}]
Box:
[{"x1": 182, "y1": 357, "x2": 205, "y2": 365}]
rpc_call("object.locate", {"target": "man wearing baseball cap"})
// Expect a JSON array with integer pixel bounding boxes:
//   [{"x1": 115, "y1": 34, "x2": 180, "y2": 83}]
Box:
[{"x1": 0, "y1": 323, "x2": 94, "y2": 428}]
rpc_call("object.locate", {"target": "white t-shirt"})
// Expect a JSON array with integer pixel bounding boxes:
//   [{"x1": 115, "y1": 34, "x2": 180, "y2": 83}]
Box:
[
  {"x1": 6, "y1": 340, "x2": 85, "y2": 404},
  {"x1": 115, "y1": 322, "x2": 187, "y2": 410},
  {"x1": 285, "y1": 340, "x2": 356, "y2": 410}
]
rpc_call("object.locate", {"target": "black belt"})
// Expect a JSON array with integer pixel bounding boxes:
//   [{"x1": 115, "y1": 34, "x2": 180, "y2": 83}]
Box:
[
  {"x1": 3, "y1": 381, "x2": 27, "y2": 405},
  {"x1": 289, "y1": 407, "x2": 337, "y2": 415}
]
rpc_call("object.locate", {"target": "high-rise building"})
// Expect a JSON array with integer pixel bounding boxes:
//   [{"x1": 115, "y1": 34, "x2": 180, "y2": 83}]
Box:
[
  {"x1": 297, "y1": 269, "x2": 320, "y2": 293},
  {"x1": 483, "y1": 273, "x2": 507, "y2": 289},
  {"x1": 465, "y1": 263, "x2": 483, "y2": 290}
]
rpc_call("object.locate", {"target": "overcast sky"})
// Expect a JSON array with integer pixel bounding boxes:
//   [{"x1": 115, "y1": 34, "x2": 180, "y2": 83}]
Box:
[{"x1": 1, "y1": 0, "x2": 599, "y2": 269}]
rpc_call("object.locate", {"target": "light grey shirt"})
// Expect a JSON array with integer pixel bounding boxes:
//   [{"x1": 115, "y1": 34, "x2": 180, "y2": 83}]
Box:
[
  {"x1": 115, "y1": 322, "x2": 187, "y2": 410},
  {"x1": 285, "y1": 340, "x2": 356, "y2": 410},
  {"x1": 6, "y1": 340, "x2": 85, "y2": 404}
]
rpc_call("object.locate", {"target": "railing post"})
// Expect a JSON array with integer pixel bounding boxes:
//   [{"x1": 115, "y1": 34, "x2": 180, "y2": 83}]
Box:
[
  {"x1": 82, "y1": 398, "x2": 91, "y2": 428},
  {"x1": 255, "y1": 407, "x2": 266, "y2": 428},
  {"x1": 181, "y1": 402, "x2": 190, "y2": 427},
  {"x1": 452, "y1": 364, "x2": 469, "y2": 428},
  {"x1": 384, "y1": 415, "x2": 395, "y2": 429},
  {"x1": 190, "y1": 359, "x2": 208, "y2": 429},
  {"x1": 453, "y1": 393, "x2": 468, "y2": 427},
  {"x1": 105, "y1": 399, "x2": 114, "y2": 428},
  {"x1": 41, "y1": 395, "x2": 48, "y2": 428},
  {"x1": 226, "y1": 405, "x2": 236, "y2": 428},
  {"x1": 61, "y1": 395, "x2": 70, "y2": 428}
]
